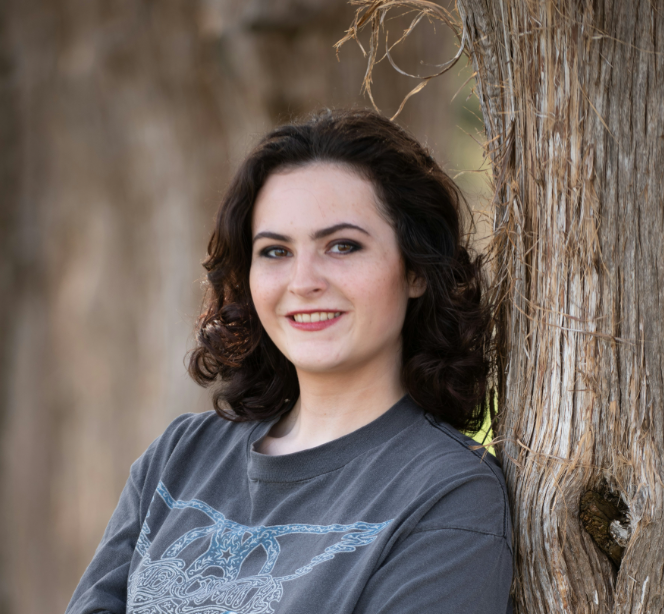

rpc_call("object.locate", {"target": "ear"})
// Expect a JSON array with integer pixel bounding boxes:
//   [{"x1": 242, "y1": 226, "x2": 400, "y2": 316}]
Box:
[{"x1": 407, "y1": 271, "x2": 427, "y2": 298}]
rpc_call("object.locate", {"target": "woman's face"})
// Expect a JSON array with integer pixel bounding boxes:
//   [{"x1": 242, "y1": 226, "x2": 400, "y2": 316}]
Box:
[{"x1": 249, "y1": 163, "x2": 424, "y2": 376}]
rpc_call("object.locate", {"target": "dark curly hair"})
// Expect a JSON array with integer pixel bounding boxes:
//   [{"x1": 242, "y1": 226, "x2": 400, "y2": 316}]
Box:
[{"x1": 188, "y1": 108, "x2": 493, "y2": 433}]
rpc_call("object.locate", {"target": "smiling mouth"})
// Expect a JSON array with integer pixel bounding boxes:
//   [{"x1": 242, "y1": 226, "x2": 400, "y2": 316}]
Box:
[{"x1": 290, "y1": 311, "x2": 342, "y2": 323}]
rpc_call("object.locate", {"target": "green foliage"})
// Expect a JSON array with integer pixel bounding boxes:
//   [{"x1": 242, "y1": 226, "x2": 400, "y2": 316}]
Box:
[{"x1": 469, "y1": 411, "x2": 495, "y2": 456}]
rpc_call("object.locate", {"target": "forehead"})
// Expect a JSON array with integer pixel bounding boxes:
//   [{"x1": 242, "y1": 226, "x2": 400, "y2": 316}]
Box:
[{"x1": 251, "y1": 163, "x2": 386, "y2": 233}]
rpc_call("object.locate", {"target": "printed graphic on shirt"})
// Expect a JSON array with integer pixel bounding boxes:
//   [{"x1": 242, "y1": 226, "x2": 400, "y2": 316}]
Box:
[{"x1": 128, "y1": 482, "x2": 392, "y2": 614}]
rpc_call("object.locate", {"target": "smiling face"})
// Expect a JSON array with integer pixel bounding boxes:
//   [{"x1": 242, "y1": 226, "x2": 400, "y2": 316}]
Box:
[{"x1": 249, "y1": 163, "x2": 424, "y2": 378}]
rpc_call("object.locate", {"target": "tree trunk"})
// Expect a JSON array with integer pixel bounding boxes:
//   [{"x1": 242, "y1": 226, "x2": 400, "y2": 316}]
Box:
[{"x1": 455, "y1": 0, "x2": 664, "y2": 612}]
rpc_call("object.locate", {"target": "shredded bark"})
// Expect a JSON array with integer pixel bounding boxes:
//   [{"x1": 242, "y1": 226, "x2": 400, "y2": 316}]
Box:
[{"x1": 335, "y1": 0, "x2": 466, "y2": 119}]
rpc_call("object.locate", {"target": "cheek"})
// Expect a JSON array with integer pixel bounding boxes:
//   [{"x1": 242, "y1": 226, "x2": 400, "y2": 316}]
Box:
[
  {"x1": 249, "y1": 266, "x2": 280, "y2": 320},
  {"x1": 345, "y1": 260, "x2": 409, "y2": 324}
]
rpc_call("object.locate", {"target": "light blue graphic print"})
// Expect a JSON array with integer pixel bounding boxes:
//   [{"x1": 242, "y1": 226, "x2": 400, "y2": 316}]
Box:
[{"x1": 127, "y1": 482, "x2": 392, "y2": 614}]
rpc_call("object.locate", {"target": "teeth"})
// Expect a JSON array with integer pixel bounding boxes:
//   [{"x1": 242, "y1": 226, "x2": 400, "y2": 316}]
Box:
[{"x1": 293, "y1": 312, "x2": 341, "y2": 323}]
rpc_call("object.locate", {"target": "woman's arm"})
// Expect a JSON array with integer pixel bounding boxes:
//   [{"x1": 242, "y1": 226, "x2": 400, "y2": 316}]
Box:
[
  {"x1": 64, "y1": 414, "x2": 192, "y2": 614},
  {"x1": 353, "y1": 526, "x2": 513, "y2": 614},
  {"x1": 64, "y1": 472, "x2": 143, "y2": 614}
]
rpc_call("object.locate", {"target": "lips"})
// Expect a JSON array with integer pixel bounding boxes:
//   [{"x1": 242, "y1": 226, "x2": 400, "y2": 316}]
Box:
[
  {"x1": 286, "y1": 310, "x2": 344, "y2": 331},
  {"x1": 292, "y1": 311, "x2": 341, "y2": 323}
]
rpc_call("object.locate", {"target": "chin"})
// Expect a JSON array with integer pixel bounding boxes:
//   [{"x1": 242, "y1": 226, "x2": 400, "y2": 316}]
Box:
[
  {"x1": 288, "y1": 352, "x2": 349, "y2": 374},
  {"x1": 291, "y1": 360, "x2": 346, "y2": 374}
]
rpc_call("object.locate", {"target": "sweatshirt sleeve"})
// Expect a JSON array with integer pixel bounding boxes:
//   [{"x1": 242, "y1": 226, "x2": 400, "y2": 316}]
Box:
[
  {"x1": 64, "y1": 414, "x2": 193, "y2": 614},
  {"x1": 353, "y1": 527, "x2": 513, "y2": 614}
]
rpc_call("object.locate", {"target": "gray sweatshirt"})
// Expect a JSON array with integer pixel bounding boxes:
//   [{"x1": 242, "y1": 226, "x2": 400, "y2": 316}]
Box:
[{"x1": 66, "y1": 395, "x2": 513, "y2": 614}]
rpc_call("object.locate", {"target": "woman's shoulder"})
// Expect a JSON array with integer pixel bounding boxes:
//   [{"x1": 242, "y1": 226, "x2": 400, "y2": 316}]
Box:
[
  {"x1": 398, "y1": 411, "x2": 512, "y2": 544},
  {"x1": 129, "y1": 410, "x2": 259, "y2": 487},
  {"x1": 153, "y1": 409, "x2": 254, "y2": 447},
  {"x1": 422, "y1": 413, "x2": 505, "y2": 480},
  {"x1": 139, "y1": 409, "x2": 246, "y2": 451}
]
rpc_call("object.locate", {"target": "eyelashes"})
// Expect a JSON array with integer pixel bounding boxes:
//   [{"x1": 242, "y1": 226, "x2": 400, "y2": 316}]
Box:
[
  {"x1": 328, "y1": 241, "x2": 362, "y2": 254},
  {"x1": 259, "y1": 241, "x2": 362, "y2": 259},
  {"x1": 260, "y1": 246, "x2": 291, "y2": 259}
]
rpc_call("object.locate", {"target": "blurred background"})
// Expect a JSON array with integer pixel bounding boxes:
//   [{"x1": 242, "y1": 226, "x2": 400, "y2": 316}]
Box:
[{"x1": 0, "y1": 0, "x2": 489, "y2": 611}]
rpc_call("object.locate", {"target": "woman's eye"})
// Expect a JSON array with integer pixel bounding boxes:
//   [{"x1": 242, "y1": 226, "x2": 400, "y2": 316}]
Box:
[
  {"x1": 261, "y1": 246, "x2": 291, "y2": 258},
  {"x1": 329, "y1": 242, "x2": 360, "y2": 254}
]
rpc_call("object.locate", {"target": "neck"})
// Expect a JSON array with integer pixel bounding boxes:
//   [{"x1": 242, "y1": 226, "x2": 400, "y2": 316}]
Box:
[{"x1": 258, "y1": 352, "x2": 405, "y2": 455}]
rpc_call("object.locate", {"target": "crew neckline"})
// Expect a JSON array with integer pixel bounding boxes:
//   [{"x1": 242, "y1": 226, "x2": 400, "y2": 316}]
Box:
[{"x1": 246, "y1": 394, "x2": 423, "y2": 483}]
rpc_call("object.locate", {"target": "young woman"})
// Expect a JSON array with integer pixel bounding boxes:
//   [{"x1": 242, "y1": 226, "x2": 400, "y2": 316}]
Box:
[{"x1": 66, "y1": 109, "x2": 513, "y2": 614}]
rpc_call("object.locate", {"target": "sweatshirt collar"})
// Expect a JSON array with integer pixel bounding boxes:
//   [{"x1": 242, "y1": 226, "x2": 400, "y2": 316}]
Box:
[{"x1": 246, "y1": 394, "x2": 422, "y2": 483}]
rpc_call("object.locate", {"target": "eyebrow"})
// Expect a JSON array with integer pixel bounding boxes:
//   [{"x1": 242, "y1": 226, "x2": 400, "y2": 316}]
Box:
[{"x1": 252, "y1": 223, "x2": 370, "y2": 244}]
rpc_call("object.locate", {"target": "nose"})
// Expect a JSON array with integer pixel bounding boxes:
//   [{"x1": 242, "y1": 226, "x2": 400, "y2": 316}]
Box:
[{"x1": 287, "y1": 250, "x2": 327, "y2": 297}]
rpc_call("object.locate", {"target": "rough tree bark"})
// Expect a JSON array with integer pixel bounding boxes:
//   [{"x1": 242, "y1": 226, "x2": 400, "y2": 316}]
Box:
[{"x1": 454, "y1": 1, "x2": 664, "y2": 612}]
